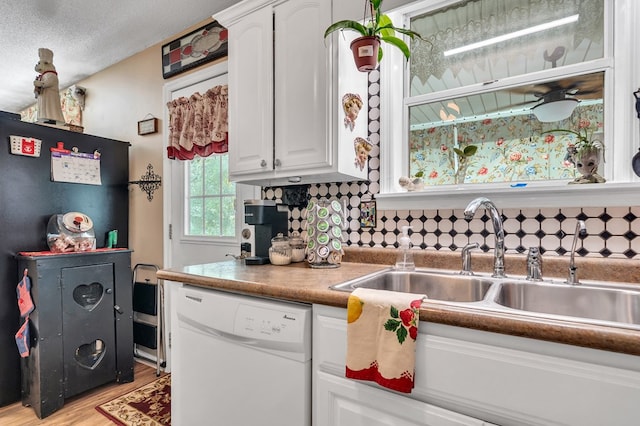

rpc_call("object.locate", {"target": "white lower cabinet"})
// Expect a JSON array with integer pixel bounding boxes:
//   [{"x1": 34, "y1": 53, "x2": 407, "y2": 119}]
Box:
[
  {"x1": 313, "y1": 304, "x2": 640, "y2": 426},
  {"x1": 313, "y1": 305, "x2": 493, "y2": 426},
  {"x1": 316, "y1": 371, "x2": 489, "y2": 426}
]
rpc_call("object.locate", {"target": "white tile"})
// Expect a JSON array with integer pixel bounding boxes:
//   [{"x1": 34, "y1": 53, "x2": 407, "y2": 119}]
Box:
[
  {"x1": 468, "y1": 219, "x2": 485, "y2": 233},
  {"x1": 384, "y1": 233, "x2": 397, "y2": 245},
  {"x1": 521, "y1": 235, "x2": 539, "y2": 249},
  {"x1": 504, "y1": 234, "x2": 520, "y2": 250},
  {"x1": 501, "y1": 208, "x2": 520, "y2": 220},
  {"x1": 541, "y1": 219, "x2": 560, "y2": 234},
  {"x1": 582, "y1": 207, "x2": 605, "y2": 217},
  {"x1": 439, "y1": 220, "x2": 453, "y2": 233},
  {"x1": 606, "y1": 206, "x2": 629, "y2": 218},
  {"x1": 560, "y1": 207, "x2": 581, "y2": 218},
  {"x1": 585, "y1": 217, "x2": 605, "y2": 235},
  {"x1": 502, "y1": 217, "x2": 520, "y2": 233},
  {"x1": 372, "y1": 232, "x2": 384, "y2": 244},
  {"x1": 582, "y1": 235, "x2": 603, "y2": 253},
  {"x1": 453, "y1": 219, "x2": 468, "y2": 233},
  {"x1": 424, "y1": 233, "x2": 438, "y2": 247},
  {"x1": 453, "y1": 234, "x2": 469, "y2": 248},
  {"x1": 607, "y1": 218, "x2": 629, "y2": 235},
  {"x1": 347, "y1": 231, "x2": 359, "y2": 244},
  {"x1": 359, "y1": 232, "x2": 371, "y2": 244},
  {"x1": 630, "y1": 235, "x2": 640, "y2": 257},
  {"x1": 425, "y1": 220, "x2": 438, "y2": 233},
  {"x1": 541, "y1": 235, "x2": 560, "y2": 251},
  {"x1": 521, "y1": 218, "x2": 539, "y2": 233},
  {"x1": 562, "y1": 218, "x2": 580, "y2": 234},
  {"x1": 438, "y1": 234, "x2": 453, "y2": 247},
  {"x1": 469, "y1": 234, "x2": 484, "y2": 247},
  {"x1": 410, "y1": 218, "x2": 424, "y2": 232},
  {"x1": 396, "y1": 219, "x2": 410, "y2": 232},
  {"x1": 606, "y1": 236, "x2": 628, "y2": 255}
]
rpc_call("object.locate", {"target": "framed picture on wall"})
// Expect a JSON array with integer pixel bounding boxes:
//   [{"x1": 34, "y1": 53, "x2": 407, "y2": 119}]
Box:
[
  {"x1": 359, "y1": 200, "x2": 376, "y2": 229},
  {"x1": 162, "y1": 20, "x2": 228, "y2": 79}
]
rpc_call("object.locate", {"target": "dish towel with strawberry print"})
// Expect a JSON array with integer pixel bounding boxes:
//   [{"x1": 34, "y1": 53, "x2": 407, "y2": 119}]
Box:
[{"x1": 345, "y1": 287, "x2": 426, "y2": 393}]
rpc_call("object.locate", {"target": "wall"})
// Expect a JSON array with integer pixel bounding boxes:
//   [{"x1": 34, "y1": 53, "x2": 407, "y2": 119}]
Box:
[
  {"x1": 265, "y1": 70, "x2": 640, "y2": 261},
  {"x1": 69, "y1": 19, "x2": 217, "y2": 268},
  {"x1": 40, "y1": 15, "x2": 640, "y2": 266}
]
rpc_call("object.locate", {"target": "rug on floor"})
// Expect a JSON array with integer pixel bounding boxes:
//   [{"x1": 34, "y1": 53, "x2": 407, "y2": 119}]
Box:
[{"x1": 96, "y1": 374, "x2": 171, "y2": 426}]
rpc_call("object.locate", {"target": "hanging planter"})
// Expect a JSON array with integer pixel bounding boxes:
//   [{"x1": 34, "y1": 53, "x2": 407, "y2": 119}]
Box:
[
  {"x1": 350, "y1": 36, "x2": 380, "y2": 72},
  {"x1": 324, "y1": 0, "x2": 424, "y2": 72}
]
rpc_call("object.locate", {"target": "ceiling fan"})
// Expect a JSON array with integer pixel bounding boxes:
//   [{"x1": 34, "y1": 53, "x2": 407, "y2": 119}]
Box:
[{"x1": 500, "y1": 72, "x2": 604, "y2": 122}]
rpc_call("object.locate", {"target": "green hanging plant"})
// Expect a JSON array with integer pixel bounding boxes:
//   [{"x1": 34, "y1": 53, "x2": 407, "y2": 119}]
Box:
[{"x1": 324, "y1": 0, "x2": 424, "y2": 63}]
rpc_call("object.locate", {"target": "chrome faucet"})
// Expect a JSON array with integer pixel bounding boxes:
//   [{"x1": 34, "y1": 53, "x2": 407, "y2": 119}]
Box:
[
  {"x1": 464, "y1": 197, "x2": 506, "y2": 278},
  {"x1": 567, "y1": 220, "x2": 587, "y2": 285}
]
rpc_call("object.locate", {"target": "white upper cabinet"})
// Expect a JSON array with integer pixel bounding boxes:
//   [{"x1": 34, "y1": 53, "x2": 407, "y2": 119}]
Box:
[
  {"x1": 273, "y1": 0, "x2": 330, "y2": 175},
  {"x1": 224, "y1": 4, "x2": 273, "y2": 176},
  {"x1": 217, "y1": 0, "x2": 369, "y2": 186}
]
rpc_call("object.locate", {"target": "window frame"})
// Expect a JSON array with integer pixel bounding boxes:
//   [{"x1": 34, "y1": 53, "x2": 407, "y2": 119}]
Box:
[{"x1": 377, "y1": 0, "x2": 640, "y2": 210}]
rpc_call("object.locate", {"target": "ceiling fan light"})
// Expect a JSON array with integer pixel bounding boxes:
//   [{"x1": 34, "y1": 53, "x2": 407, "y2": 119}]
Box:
[{"x1": 532, "y1": 98, "x2": 579, "y2": 122}]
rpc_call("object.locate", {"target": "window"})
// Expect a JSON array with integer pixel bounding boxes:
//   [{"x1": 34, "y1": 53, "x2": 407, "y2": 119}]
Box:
[
  {"x1": 377, "y1": 0, "x2": 638, "y2": 209},
  {"x1": 186, "y1": 154, "x2": 236, "y2": 237}
]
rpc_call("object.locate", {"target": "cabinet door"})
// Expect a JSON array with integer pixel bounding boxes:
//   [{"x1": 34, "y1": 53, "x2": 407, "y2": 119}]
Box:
[
  {"x1": 227, "y1": 5, "x2": 274, "y2": 177},
  {"x1": 274, "y1": 0, "x2": 332, "y2": 173},
  {"x1": 61, "y1": 263, "x2": 116, "y2": 398},
  {"x1": 316, "y1": 371, "x2": 487, "y2": 426}
]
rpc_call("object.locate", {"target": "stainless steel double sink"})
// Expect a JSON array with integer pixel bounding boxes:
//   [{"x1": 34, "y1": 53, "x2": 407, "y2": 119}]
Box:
[{"x1": 331, "y1": 268, "x2": 640, "y2": 330}]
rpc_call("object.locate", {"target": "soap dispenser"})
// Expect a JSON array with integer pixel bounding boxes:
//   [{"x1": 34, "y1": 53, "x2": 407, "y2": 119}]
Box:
[{"x1": 395, "y1": 226, "x2": 415, "y2": 271}]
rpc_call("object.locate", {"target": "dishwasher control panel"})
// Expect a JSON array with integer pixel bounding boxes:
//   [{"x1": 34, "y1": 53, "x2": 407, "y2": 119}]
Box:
[{"x1": 234, "y1": 303, "x2": 306, "y2": 342}]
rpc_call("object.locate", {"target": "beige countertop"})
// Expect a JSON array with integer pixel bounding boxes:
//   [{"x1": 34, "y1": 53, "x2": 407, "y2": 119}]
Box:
[{"x1": 158, "y1": 247, "x2": 640, "y2": 357}]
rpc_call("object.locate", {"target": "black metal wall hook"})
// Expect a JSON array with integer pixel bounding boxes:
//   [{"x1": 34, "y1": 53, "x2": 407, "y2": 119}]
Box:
[{"x1": 129, "y1": 163, "x2": 162, "y2": 201}]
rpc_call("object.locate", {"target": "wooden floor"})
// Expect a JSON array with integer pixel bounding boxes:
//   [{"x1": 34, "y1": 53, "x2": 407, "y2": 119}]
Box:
[{"x1": 0, "y1": 362, "x2": 166, "y2": 426}]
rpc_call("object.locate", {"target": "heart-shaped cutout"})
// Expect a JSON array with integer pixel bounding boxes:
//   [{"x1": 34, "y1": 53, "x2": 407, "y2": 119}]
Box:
[
  {"x1": 74, "y1": 339, "x2": 105, "y2": 369},
  {"x1": 73, "y1": 282, "x2": 104, "y2": 310}
]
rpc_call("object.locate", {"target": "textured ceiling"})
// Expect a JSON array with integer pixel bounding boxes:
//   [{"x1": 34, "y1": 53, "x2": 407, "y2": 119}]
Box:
[{"x1": 0, "y1": 0, "x2": 241, "y2": 113}]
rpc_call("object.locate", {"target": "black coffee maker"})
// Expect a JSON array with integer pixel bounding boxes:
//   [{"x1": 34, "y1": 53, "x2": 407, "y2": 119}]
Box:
[{"x1": 244, "y1": 200, "x2": 289, "y2": 265}]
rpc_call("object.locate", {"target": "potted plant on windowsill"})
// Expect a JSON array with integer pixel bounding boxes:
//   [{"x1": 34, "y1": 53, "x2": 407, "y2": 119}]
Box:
[
  {"x1": 544, "y1": 120, "x2": 605, "y2": 184},
  {"x1": 324, "y1": 0, "x2": 423, "y2": 72}
]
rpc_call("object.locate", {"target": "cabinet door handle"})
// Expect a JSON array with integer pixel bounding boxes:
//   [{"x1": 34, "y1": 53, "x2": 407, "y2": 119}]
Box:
[
  {"x1": 274, "y1": 159, "x2": 281, "y2": 167},
  {"x1": 114, "y1": 304, "x2": 124, "y2": 314},
  {"x1": 260, "y1": 159, "x2": 267, "y2": 167}
]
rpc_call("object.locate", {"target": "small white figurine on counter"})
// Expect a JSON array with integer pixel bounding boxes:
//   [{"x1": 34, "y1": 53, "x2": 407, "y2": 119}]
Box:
[
  {"x1": 398, "y1": 176, "x2": 425, "y2": 191},
  {"x1": 33, "y1": 48, "x2": 65, "y2": 123}
]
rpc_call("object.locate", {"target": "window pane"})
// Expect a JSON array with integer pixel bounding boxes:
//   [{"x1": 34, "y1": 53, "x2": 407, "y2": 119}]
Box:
[
  {"x1": 408, "y1": 73, "x2": 604, "y2": 185},
  {"x1": 204, "y1": 156, "x2": 221, "y2": 195},
  {"x1": 189, "y1": 198, "x2": 204, "y2": 234},
  {"x1": 204, "y1": 197, "x2": 221, "y2": 235},
  {"x1": 185, "y1": 153, "x2": 236, "y2": 237},
  {"x1": 410, "y1": 0, "x2": 604, "y2": 96},
  {"x1": 189, "y1": 158, "x2": 204, "y2": 196}
]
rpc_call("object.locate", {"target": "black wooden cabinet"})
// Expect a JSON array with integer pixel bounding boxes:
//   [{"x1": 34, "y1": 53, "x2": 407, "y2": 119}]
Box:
[
  {"x1": 0, "y1": 112, "x2": 130, "y2": 407},
  {"x1": 17, "y1": 250, "x2": 134, "y2": 419}
]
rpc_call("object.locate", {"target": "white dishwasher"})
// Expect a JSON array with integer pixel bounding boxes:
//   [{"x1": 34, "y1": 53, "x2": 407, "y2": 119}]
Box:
[{"x1": 172, "y1": 284, "x2": 312, "y2": 426}]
